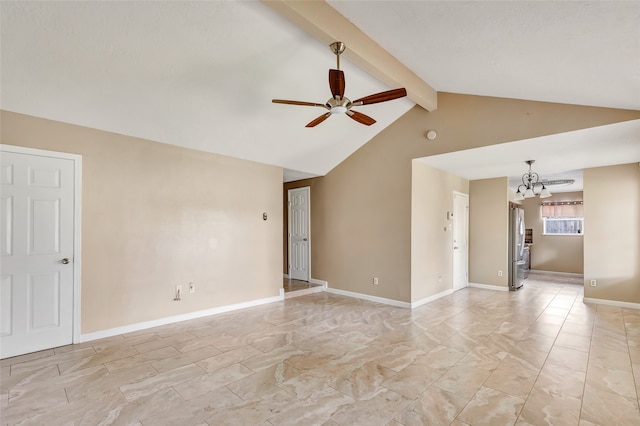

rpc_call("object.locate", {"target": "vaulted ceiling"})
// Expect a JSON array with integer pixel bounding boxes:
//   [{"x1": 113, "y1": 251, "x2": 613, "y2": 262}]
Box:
[{"x1": 2, "y1": 1, "x2": 638, "y2": 184}]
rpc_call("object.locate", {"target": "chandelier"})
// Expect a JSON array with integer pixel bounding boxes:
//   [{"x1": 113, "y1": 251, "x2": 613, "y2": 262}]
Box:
[{"x1": 515, "y1": 160, "x2": 551, "y2": 200}]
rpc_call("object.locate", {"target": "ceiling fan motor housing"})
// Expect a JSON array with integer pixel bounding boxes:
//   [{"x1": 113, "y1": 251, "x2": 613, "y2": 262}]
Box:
[{"x1": 327, "y1": 97, "x2": 350, "y2": 114}]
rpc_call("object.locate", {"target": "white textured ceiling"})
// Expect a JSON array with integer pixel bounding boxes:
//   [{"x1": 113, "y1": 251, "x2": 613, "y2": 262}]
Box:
[
  {"x1": 0, "y1": 1, "x2": 414, "y2": 181},
  {"x1": 1, "y1": 1, "x2": 639, "y2": 184},
  {"x1": 330, "y1": 0, "x2": 640, "y2": 111}
]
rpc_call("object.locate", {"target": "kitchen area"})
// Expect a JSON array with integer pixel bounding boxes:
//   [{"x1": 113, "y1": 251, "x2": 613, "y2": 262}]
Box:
[{"x1": 509, "y1": 191, "x2": 585, "y2": 291}]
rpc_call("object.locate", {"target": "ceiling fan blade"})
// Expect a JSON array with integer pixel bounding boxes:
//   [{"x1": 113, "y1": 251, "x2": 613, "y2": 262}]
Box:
[
  {"x1": 306, "y1": 112, "x2": 332, "y2": 128},
  {"x1": 272, "y1": 99, "x2": 327, "y2": 108},
  {"x1": 329, "y1": 69, "x2": 345, "y2": 99},
  {"x1": 352, "y1": 88, "x2": 407, "y2": 106},
  {"x1": 346, "y1": 110, "x2": 376, "y2": 126}
]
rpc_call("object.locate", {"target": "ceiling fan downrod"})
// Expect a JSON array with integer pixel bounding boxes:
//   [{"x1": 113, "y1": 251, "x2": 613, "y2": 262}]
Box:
[{"x1": 330, "y1": 41, "x2": 346, "y2": 70}]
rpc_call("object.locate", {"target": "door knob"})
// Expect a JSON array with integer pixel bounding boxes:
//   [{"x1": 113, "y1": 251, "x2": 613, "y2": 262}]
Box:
[
  {"x1": 453, "y1": 246, "x2": 459, "y2": 250},
  {"x1": 303, "y1": 238, "x2": 308, "y2": 241},
  {"x1": 61, "y1": 258, "x2": 70, "y2": 264}
]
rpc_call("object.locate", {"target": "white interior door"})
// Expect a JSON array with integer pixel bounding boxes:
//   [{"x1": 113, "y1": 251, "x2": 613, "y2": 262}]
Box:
[
  {"x1": 452, "y1": 192, "x2": 469, "y2": 291},
  {"x1": 1, "y1": 148, "x2": 77, "y2": 358},
  {"x1": 288, "y1": 187, "x2": 310, "y2": 281}
]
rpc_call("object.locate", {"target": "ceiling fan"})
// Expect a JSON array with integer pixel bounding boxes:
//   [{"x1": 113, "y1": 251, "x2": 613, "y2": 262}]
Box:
[{"x1": 272, "y1": 42, "x2": 407, "y2": 127}]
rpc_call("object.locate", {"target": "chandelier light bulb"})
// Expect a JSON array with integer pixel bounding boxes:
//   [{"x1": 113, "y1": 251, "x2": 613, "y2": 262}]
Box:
[{"x1": 539, "y1": 186, "x2": 552, "y2": 198}]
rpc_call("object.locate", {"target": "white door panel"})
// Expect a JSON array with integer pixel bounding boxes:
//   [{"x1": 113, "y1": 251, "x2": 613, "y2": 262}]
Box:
[
  {"x1": 30, "y1": 198, "x2": 61, "y2": 254},
  {"x1": 288, "y1": 187, "x2": 310, "y2": 281},
  {"x1": 1, "y1": 195, "x2": 13, "y2": 256},
  {"x1": 1, "y1": 149, "x2": 76, "y2": 358},
  {"x1": 30, "y1": 272, "x2": 61, "y2": 329},
  {"x1": 453, "y1": 192, "x2": 469, "y2": 291},
  {"x1": 1, "y1": 274, "x2": 12, "y2": 336}
]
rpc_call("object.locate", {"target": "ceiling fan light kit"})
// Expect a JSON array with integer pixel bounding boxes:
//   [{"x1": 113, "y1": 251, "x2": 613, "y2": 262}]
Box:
[
  {"x1": 272, "y1": 41, "x2": 407, "y2": 127},
  {"x1": 515, "y1": 160, "x2": 552, "y2": 201}
]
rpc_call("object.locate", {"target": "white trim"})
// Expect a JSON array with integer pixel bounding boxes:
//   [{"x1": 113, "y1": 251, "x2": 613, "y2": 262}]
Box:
[
  {"x1": 307, "y1": 188, "x2": 311, "y2": 282},
  {"x1": 529, "y1": 270, "x2": 584, "y2": 278},
  {"x1": 283, "y1": 273, "x2": 290, "y2": 279},
  {"x1": 583, "y1": 297, "x2": 640, "y2": 311},
  {"x1": 0, "y1": 144, "x2": 79, "y2": 161},
  {"x1": 323, "y1": 281, "x2": 452, "y2": 309},
  {"x1": 73, "y1": 155, "x2": 82, "y2": 344},
  {"x1": 411, "y1": 289, "x2": 454, "y2": 308},
  {"x1": 309, "y1": 278, "x2": 328, "y2": 288},
  {"x1": 79, "y1": 290, "x2": 285, "y2": 343},
  {"x1": 0, "y1": 144, "x2": 83, "y2": 345},
  {"x1": 284, "y1": 286, "x2": 323, "y2": 299},
  {"x1": 325, "y1": 287, "x2": 411, "y2": 308},
  {"x1": 469, "y1": 282, "x2": 509, "y2": 292}
]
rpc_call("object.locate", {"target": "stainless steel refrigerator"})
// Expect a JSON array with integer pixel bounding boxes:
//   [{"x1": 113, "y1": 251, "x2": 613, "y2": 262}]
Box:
[{"x1": 508, "y1": 207, "x2": 525, "y2": 291}]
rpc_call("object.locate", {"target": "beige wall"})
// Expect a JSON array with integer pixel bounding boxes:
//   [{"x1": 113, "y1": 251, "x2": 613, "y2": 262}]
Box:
[
  {"x1": 469, "y1": 178, "x2": 509, "y2": 287},
  {"x1": 4, "y1": 90, "x2": 637, "y2": 329},
  {"x1": 522, "y1": 191, "x2": 584, "y2": 274},
  {"x1": 1, "y1": 111, "x2": 283, "y2": 334},
  {"x1": 411, "y1": 161, "x2": 469, "y2": 301},
  {"x1": 311, "y1": 136, "x2": 414, "y2": 302},
  {"x1": 311, "y1": 93, "x2": 637, "y2": 302},
  {"x1": 584, "y1": 163, "x2": 640, "y2": 303}
]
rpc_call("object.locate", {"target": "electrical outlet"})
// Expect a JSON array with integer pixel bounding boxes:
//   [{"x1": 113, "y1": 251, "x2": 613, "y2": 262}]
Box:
[
  {"x1": 373, "y1": 277, "x2": 379, "y2": 285},
  {"x1": 498, "y1": 270, "x2": 503, "y2": 277},
  {"x1": 189, "y1": 282, "x2": 195, "y2": 294},
  {"x1": 590, "y1": 279, "x2": 597, "y2": 287}
]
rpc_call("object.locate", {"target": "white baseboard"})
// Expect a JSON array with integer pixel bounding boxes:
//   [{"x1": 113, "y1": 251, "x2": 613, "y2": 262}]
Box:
[
  {"x1": 411, "y1": 289, "x2": 454, "y2": 308},
  {"x1": 285, "y1": 286, "x2": 324, "y2": 299},
  {"x1": 469, "y1": 282, "x2": 509, "y2": 292},
  {"x1": 529, "y1": 270, "x2": 584, "y2": 278},
  {"x1": 79, "y1": 289, "x2": 285, "y2": 343},
  {"x1": 583, "y1": 297, "x2": 640, "y2": 311},
  {"x1": 309, "y1": 278, "x2": 328, "y2": 288},
  {"x1": 283, "y1": 273, "x2": 290, "y2": 279},
  {"x1": 325, "y1": 287, "x2": 411, "y2": 309}
]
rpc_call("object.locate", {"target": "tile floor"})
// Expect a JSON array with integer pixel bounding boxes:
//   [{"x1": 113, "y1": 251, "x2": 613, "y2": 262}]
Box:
[
  {"x1": 283, "y1": 278, "x2": 323, "y2": 293},
  {"x1": 2, "y1": 272, "x2": 640, "y2": 425}
]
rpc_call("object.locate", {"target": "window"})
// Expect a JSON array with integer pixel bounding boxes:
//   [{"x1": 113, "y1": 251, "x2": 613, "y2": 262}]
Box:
[
  {"x1": 541, "y1": 201, "x2": 584, "y2": 236},
  {"x1": 543, "y1": 217, "x2": 583, "y2": 235}
]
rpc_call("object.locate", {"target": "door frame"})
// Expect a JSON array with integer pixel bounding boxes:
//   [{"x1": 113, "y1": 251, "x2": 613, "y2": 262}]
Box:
[
  {"x1": 452, "y1": 191, "x2": 469, "y2": 291},
  {"x1": 287, "y1": 186, "x2": 310, "y2": 281},
  {"x1": 1, "y1": 144, "x2": 83, "y2": 345}
]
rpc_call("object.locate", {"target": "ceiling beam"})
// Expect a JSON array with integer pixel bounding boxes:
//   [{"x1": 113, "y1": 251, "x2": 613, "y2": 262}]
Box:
[{"x1": 262, "y1": 0, "x2": 438, "y2": 111}]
